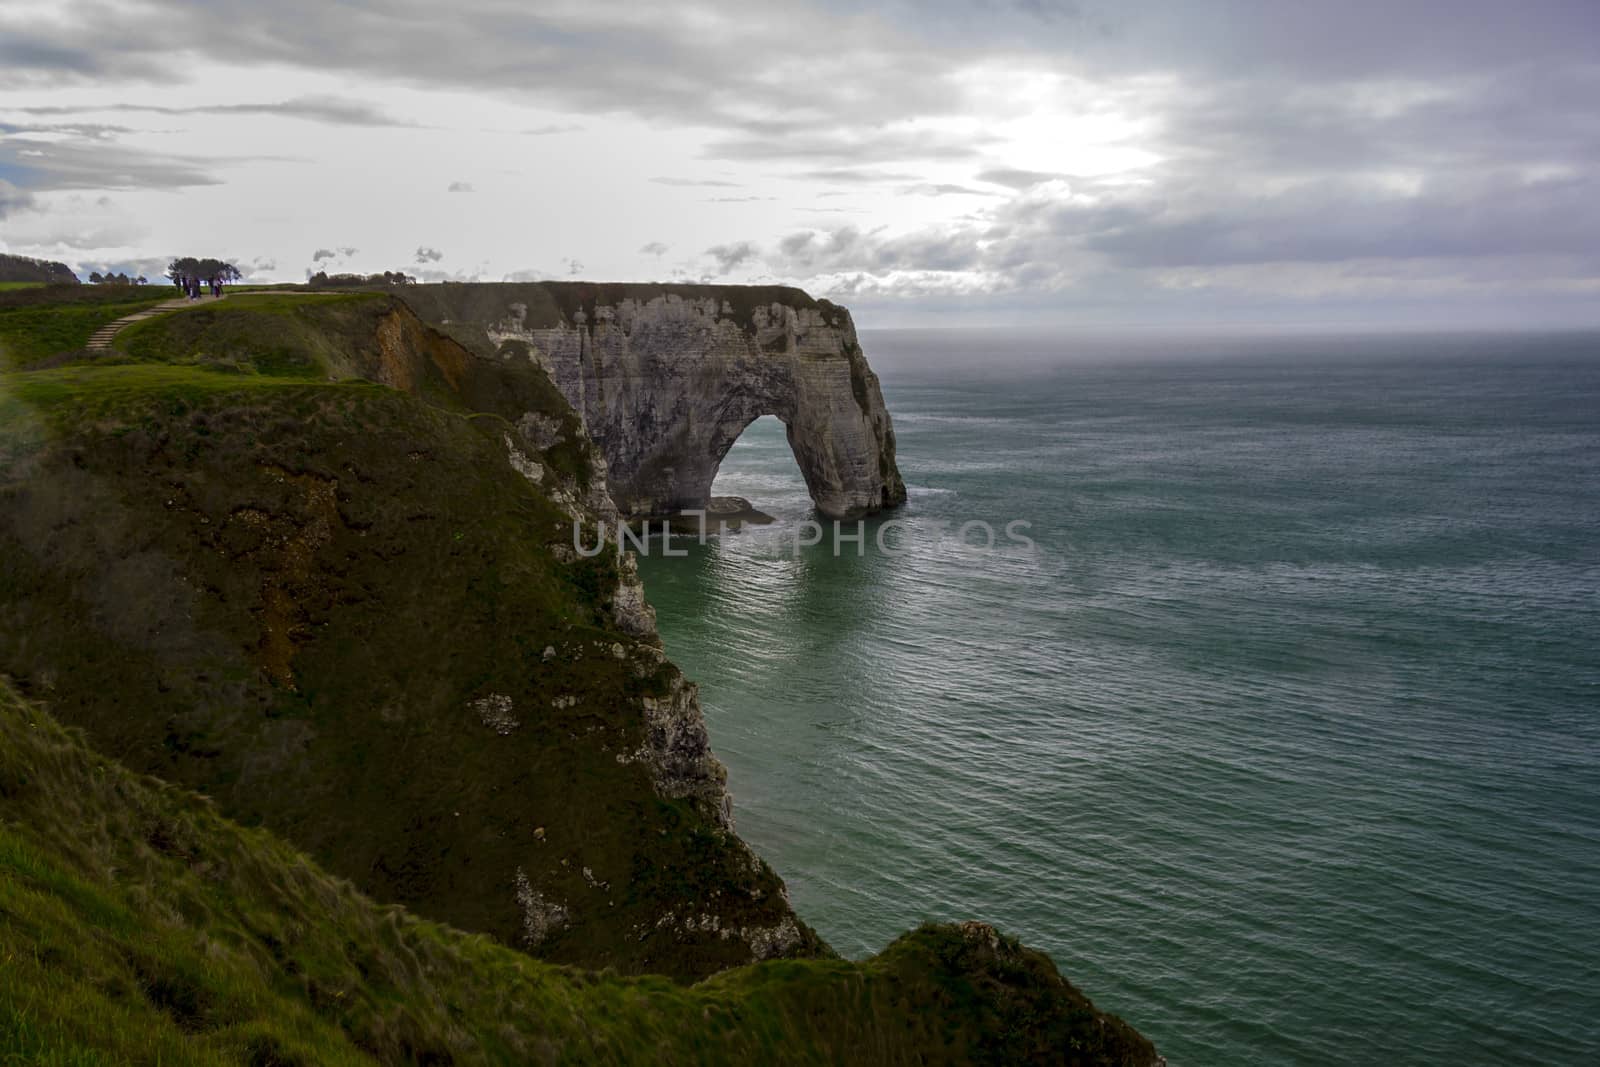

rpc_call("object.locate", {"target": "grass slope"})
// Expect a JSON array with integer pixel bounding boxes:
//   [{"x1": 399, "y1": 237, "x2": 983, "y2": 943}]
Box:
[
  {"x1": 0, "y1": 680, "x2": 1159, "y2": 1066},
  {"x1": 0, "y1": 285, "x2": 174, "y2": 370}
]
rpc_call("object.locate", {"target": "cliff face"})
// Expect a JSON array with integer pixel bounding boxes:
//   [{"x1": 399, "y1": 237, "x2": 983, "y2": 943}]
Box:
[{"x1": 400, "y1": 282, "x2": 907, "y2": 519}]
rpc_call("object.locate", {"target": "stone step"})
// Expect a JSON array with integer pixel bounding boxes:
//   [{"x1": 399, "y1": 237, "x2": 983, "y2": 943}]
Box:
[{"x1": 85, "y1": 294, "x2": 233, "y2": 349}]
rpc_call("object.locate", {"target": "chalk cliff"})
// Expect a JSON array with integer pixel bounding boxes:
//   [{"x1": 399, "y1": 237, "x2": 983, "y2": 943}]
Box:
[{"x1": 400, "y1": 283, "x2": 907, "y2": 519}]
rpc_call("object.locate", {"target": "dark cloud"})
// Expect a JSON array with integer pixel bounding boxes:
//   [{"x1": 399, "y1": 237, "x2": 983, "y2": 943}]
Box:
[
  {"x1": 977, "y1": 168, "x2": 1062, "y2": 189},
  {"x1": 447, "y1": 181, "x2": 474, "y2": 193},
  {"x1": 0, "y1": 119, "x2": 135, "y2": 140},
  {"x1": 0, "y1": 1, "x2": 962, "y2": 143},
  {"x1": 0, "y1": 38, "x2": 116, "y2": 79},
  {"x1": 415, "y1": 246, "x2": 443, "y2": 264},
  {"x1": 198, "y1": 95, "x2": 419, "y2": 126},
  {"x1": 1082, "y1": 173, "x2": 1600, "y2": 268},
  {"x1": 902, "y1": 182, "x2": 999, "y2": 197},
  {"x1": 76, "y1": 256, "x2": 168, "y2": 281},
  {"x1": 311, "y1": 248, "x2": 336, "y2": 261},
  {"x1": 790, "y1": 168, "x2": 923, "y2": 184},
  {"x1": 639, "y1": 241, "x2": 669, "y2": 256},
  {"x1": 11, "y1": 95, "x2": 417, "y2": 127},
  {"x1": 0, "y1": 135, "x2": 222, "y2": 191},
  {"x1": 705, "y1": 241, "x2": 759, "y2": 275},
  {"x1": 0, "y1": 179, "x2": 35, "y2": 217},
  {"x1": 650, "y1": 176, "x2": 740, "y2": 188},
  {"x1": 777, "y1": 226, "x2": 983, "y2": 274}
]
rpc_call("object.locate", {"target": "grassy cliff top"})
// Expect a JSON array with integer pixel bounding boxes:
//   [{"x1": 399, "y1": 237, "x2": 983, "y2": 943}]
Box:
[
  {"x1": 0, "y1": 284, "x2": 174, "y2": 369},
  {"x1": 391, "y1": 281, "x2": 848, "y2": 335}
]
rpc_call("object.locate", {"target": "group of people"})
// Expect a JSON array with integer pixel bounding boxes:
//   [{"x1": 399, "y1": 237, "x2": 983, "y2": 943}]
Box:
[{"x1": 174, "y1": 276, "x2": 224, "y2": 300}]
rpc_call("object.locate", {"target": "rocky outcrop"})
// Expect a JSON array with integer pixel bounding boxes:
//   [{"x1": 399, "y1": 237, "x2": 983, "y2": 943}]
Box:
[{"x1": 400, "y1": 283, "x2": 907, "y2": 519}]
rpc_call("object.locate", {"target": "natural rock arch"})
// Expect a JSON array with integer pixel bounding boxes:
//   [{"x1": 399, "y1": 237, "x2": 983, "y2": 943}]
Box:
[{"x1": 413, "y1": 283, "x2": 907, "y2": 519}]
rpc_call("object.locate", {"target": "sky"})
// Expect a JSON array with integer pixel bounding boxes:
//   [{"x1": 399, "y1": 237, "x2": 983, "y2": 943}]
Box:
[{"x1": 1, "y1": 0, "x2": 1597, "y2": 328}]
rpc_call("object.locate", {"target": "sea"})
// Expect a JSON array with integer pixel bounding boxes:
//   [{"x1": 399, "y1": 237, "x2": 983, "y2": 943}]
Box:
[{"x1": 634, "y1": 328, "x2": 1600, "y2": 1065}]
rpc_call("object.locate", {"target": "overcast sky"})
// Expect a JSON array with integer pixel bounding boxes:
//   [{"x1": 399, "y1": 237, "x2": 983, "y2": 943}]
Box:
[{"x1": 2, "y1": 0, "x2": 1597, "y2": 327}]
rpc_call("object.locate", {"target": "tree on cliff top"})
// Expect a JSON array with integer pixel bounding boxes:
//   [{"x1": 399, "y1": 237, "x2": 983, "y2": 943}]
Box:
[
  {"x1": 166, "y1": 257, "x2": 241, "y2": 288},
  {"x1": 307, "y1": 268, "x2": 417, "y2": 287},
  {"x1": 0, "y1": 252, "x2": 79, "y2": 285}
]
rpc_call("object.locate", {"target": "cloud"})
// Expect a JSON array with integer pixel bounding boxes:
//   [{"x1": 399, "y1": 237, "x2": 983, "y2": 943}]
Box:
[
  {"x1": 75, "y1": 256, "x2": 168, "y2": 281},
  {"x1": 0, "y1": 119, "x2": 136, "y2": 140},
  {"x1": 415, "y1": 245, "x2": 444, "y2": 263},
  {"x1": 1079, "y1": 172, "x2": 1600, "y2": 268},
  {"x1": 12, "y1": 95, "x2": 417, "y2": 127},
  {"x1": 0, "y1": 179, "x2": 35, "y2": 218},
  {"x1": 447, "y1": 181, "x2": 474, "y2": 193},
  {"x1": 705, "y1": 241, "x2": 759, "y2": 275},
  {"x1": 977, "y1": 167, "x2": 1062, "y2": 189},
  {"x1": 790, "y1": 168, "x2": 923, "y2": 184},
  {"x1": 775, "y1": 226, "x2": 984, "y2": 274},
  {"x1": 199, "y1": 94, "x2": 419, "y2": 127},
  {"x1": 415, "y1": 267, "x2": 482, "y2": 283},
  {"x1": 639, "y1": 241, "x2": 669, "y2": 256},
  {"x1": 3, "y1": 0, "x2": 1598, "y2": 322},
  {"x1": 903, "y1": 183, "x2": 999, "y2": 197},
  {"x1": 520, "y1": 123, "x2": 582, "y2": 136},
  {"x1": 650, "y1": 176, "x2": 740, "y2": 188},
  {"x1": 0, "y1": 135, "x2": 222, "y2": 191},
  {"x1": 706, "y1": 128, "x2": 987, "y2": 164},
  {"x1": 310, "y1": 246, "x2": 357, "y2": 264}
]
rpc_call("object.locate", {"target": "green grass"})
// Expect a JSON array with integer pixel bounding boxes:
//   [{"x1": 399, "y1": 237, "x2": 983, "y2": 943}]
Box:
[
  {"x1": 107, "y1": 289, "x2": 596, "y2": 485},
  {"x1": 114, "y1": 292, "x2": 386, "y2": 377},
  {"x1": 0, "y1": 679, "x2": 1158, "y2": 1066},
  {"x1": 0, "y1": 287, "x2": 173, "y2": 370},
  {"x1": 0, "y1": 282, "x2": 46, "y2": 292}
]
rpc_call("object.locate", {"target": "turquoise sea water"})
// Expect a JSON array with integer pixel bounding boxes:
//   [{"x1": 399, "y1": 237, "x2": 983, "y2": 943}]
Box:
[{"x1": 635, "y1": 329, "x2": 1600, "y2": 1065}]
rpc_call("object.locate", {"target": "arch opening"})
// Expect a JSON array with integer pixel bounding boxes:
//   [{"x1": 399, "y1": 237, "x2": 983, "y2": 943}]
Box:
[{"x1": 705, "y1": 415, "x2": 811, "y2": 524}]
